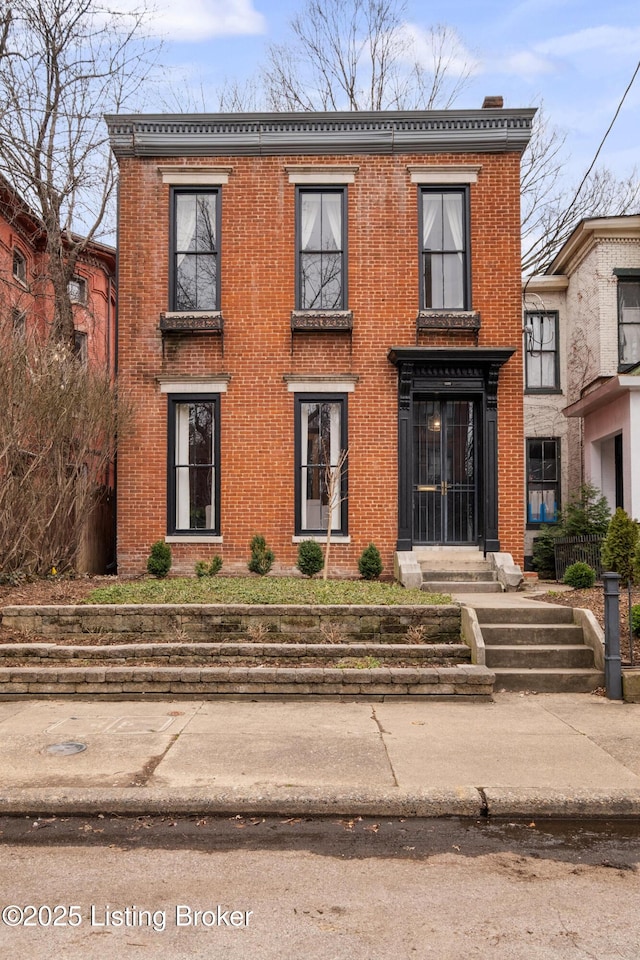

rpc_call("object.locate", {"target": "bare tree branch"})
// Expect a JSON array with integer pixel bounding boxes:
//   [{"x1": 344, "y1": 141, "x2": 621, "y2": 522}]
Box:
[
  {"x1": 522, "y1": 106, "x2": 640, "y2": 276},
  {"x1": 0, "y1": 0, "x2": 158, "y2": 344},
  {"x1": 258, "y1": 0, "x2": 472, "y2": 112}
]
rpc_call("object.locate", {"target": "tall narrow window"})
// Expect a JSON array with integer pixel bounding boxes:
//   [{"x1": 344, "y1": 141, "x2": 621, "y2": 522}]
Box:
[
  {"x1": 420, "y1": 188, "x2": 468, "y2": 309},
  {"x1": 618, "y1": 277, "x2": 640, "y2": 368},
  {"x1": 297, "y1": 189, "x2": 345, "y2": 310},
  {"x1": 295, "y1": 396, "x2": 347, "y2": 535},
  {"x1": 168, "y1": 396, "x2": 219, "y2": 534},
  {"x1": 73, "y1": 330, "x2": 88, "y2": 366},
  {"x1": 68, "y1": 275, "x2": 87, "y2": 303},
  {"x1": 12, "y1": 248, "x2": 26, "y2": 284},
  {"x1": 524, "y1": 311, "x2": 559, "y2": 391},
  {"x1": 171, "y1": 189, "x2": 219, "y2": 311},
  {"x1": 11, "y1": 307, "x2": 26, "y2": 338},
  {"x1": 526, "y1": 438, "x2": 560, "y2": 524}
]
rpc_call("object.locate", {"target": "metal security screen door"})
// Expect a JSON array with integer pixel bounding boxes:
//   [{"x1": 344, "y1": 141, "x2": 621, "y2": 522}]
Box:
[{"x1": 413, "y1": 399, "x2": 477, "y2": 543}]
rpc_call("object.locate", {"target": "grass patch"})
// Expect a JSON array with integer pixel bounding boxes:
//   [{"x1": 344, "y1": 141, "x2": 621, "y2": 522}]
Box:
[{"x1": 84, "y1": 576, "x2": 450, "y2": 606}]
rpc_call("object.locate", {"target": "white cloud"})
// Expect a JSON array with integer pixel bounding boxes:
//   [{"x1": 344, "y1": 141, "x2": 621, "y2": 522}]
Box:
[
  {"x1": 493, "y1": 50, "x2": 556, "y2": 80},
  {"x1": 537, "y1": 25, "x2": 640, "y2": 58},
  {"x1": 111, "y1": 0, "x2": 266, "y2": 41},
  {"x1": 397, "y1": 23, "x2": 480, "y2": 78},
  {"x1": 478, "y1": 23, "x2": 640, "y2": 84}
]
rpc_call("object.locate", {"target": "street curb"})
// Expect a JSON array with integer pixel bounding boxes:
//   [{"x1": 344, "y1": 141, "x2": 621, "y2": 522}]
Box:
[
  {"x1": 482, "y1": 788, "x2": 640, "y2": 819},
  {"x1": 0, "y1": 788, "x2": 483, "y2": 818},
  {"x1": 2, "y1": 787, "x2": 640, "y2": 819}
]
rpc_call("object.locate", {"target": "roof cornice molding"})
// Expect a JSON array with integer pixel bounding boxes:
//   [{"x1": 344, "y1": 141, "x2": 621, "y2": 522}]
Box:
[
  {"x1": 105, "y1": 108, "x2": 536, "y2": 159},
  {"x1": 547, "y1": 215, "x2": 640, "y2": 276}
]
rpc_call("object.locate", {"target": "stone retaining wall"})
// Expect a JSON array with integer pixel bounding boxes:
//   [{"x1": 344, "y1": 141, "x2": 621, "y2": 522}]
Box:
[
  {"x1": 1, "y1": 603, "x2": 462, "y2": 644},
  {"x1": 0, "y1": 664, "x2": 493, "y2": 698}
]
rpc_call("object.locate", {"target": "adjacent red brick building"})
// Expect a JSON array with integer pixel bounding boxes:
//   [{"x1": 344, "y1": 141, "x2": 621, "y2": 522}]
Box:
[
  {"x1": 106, "y1": 106, "x2": 534, "y2": 576},
  {"x1": 0, "y1": 174, "x2": 116, "y2": 369},
  {"x1": 0, "y1": 175, "x2": 117, "y2": 572}
]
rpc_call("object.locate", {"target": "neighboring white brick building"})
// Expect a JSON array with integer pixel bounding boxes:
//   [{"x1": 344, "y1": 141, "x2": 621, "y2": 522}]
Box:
[{"x1": 523, "y1": 215, "x2": 640, "y2": 566}]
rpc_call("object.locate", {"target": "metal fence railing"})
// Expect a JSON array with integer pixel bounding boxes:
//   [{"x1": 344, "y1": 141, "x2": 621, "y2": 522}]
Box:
[{"x1": 554, "y1": 535, "x2": 605, "y2": 581}]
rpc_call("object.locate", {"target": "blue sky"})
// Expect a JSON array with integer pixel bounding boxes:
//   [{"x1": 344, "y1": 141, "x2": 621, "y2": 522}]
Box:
[{"x1": 132, "y1": 0, "x2": 640, "y2": 186}]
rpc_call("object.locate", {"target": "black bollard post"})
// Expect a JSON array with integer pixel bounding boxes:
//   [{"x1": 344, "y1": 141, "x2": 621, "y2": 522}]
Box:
[{"x1": 603, "y1": 573, "x2": 623, "y2": 701}]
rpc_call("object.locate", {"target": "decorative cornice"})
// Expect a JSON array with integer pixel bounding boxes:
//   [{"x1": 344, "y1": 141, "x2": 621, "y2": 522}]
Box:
[
  {"x1": 159, "y1": 312, "x2": 223, "y2": 332},
  {"x1": 106, "y1": 109, "x2": 536, "y2": 159},
  {"x1": 417, "y1": 311, "x2": 481, "y2": 331},
  {"x1": 291, "y1": 310, "x2": 353, "y2": 331}
]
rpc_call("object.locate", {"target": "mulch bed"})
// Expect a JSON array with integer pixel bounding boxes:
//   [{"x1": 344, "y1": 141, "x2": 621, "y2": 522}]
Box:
[{"x1": 534, "y1": 584, "x2": 640, "y2": 665}]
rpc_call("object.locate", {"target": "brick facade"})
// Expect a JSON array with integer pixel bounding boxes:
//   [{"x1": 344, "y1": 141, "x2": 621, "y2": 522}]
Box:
[{"x1": 108, "y1": 110, "x2": 533, "y2": 576}]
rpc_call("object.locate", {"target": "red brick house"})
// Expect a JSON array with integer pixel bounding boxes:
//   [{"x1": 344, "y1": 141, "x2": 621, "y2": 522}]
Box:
[
  {"x1": 0, "y1": 174, "x2": 117, "y2": 572},
  {"x1": 0, "y1": 174, "x2": 116, "y2": 369},
  {"x1": 106, "y1": 105, "x2": 534, "y2": 577}
]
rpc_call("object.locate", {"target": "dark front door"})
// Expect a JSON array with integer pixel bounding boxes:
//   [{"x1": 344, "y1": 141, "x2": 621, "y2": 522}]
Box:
[{"x1": 412, "y1": 398, "x2": 477, "y2": 544}]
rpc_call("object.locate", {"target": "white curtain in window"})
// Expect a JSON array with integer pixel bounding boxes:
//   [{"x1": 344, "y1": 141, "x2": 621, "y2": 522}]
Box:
[
  {"x1": 422, "y1": 196, "x2": 438, "y2": 248},
  {"x1": 443, "y1": 194, "x2": 463, "y2": 251},
  {"x1": 301, "y1": 196, "x2": 319, "y2": 250},
  {"x1": 176, "y1": 403, "x2": 191, "y2": 529},
  {"x1": 300, "y1": 404, "x2": 310, "y2": 529},
  {"x1": 323, "y1": 194, "x2": 342, "y2": 251},
  {"x1": 176, "y1": 195, "x2": 196, "y2": 251},
  {"x1": 329, "y1": 402, "x2": 342, "y2": 529}
]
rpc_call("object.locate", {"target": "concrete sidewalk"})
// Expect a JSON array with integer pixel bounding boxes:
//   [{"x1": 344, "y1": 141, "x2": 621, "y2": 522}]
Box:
[{"x1": 0, "y1": 693, "x2": 639, "y2": 819}]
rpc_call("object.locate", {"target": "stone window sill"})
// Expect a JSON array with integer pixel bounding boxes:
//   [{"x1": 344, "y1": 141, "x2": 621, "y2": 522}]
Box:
[
  {"x1": 291, "y1": 311, "x2": 353, "y2": 331},
  {"x1": 160, "y1": 312, "x2": 223, "y2": 332}
]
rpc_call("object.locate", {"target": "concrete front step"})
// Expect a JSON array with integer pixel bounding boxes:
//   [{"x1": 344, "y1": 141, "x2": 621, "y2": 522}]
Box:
[
  {"x1": 485, "y1": 644, "x2": 596, "y2": 669},
  {"x1": 474, "y1": 605, "x2": 574, "y2": 625},
  {"x1": 423, "y1": 581, "x2": 503, "y2": 594},
  {"x1": 468, "y1": 601, "x2": 603, "y2": 692},
  {"x1": 419, "y1": 570, "x2": 495, "y2": 582},
  {"x1": 492, "y1": 668, "x2": 604, "y2": 693},
  {"x1": 481, "y1": 624, "x2": 585, "y2": 645}
]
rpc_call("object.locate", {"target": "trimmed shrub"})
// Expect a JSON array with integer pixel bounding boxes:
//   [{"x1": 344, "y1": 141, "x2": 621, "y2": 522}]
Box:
[
  {"x1": 358, "y1": 543, "x2": 383, "y2": 581},
  {"x1": 195, "y1": 557, "x2": 222, "y2": 578},
  {"x1": 147, "y1": 540, "x2": 172, "y2": 578},
  {"x1": 297, "y1": 539, "x2": 324, "y2": 577},
  {"x1": 563, "y1": 562, "x2": 596, "y2": 589},
  {"x1": 532, "y1": 526, "x2": 559, "y2": 580},
  {"x1": 248, "y1": 535, "x2": 275, "y2": 576},
  {"x1": 601, "y1": 508, "x2": 639, "y2": 585},
  {"x1": 631, "y1": 605, "x2": 640, "y2": 637}
]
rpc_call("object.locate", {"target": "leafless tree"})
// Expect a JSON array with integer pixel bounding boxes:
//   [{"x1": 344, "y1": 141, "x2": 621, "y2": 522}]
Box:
[
  {"x1": 0, "y1": 318, "x2": 130, "y2": 575},
  {"x1": 0, "y1": 0, "x2": 157, "y2": 346},
  {"x1": 322, "y1": 447, "x2": 348, "y2": 580},
  {"x1": 522, "y1": 106, "x2": 640, "y2": 276},
  {"x1": 255, "y1": 0, "x2": 472, "y2": 112}
]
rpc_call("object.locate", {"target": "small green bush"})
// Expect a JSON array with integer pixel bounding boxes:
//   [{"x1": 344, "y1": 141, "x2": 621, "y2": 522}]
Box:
[
  {"x1": 248, "y1": 535, "x2": 275, "y2": 576},
  {"x1": 562, "y1": 483, "x2": 611, "y2": 537},
  {"x1": 147, "y1": 540, "x2": 172, "y2": 578},
  {"x1": 358, "y1": 543, "x2": 383, "y2": 581},
  {"x1": 297, "y1": 539, "x2": 324, "y2": 577},
  {"x1": 631, "y1": 605, "x2": 640, "y2": 637},
  {"x1": 601, "y1": 508, "x2": 639, "y2": 585},
  {"x1": 194, "y1": 557, "x2": 222, "y2": 578},
  {"x1": 562, "y1": 562, "x2": 596, "y2": 589},
  {"x1": 532, "y1": 526, "x2": 559, "y2": 580}
]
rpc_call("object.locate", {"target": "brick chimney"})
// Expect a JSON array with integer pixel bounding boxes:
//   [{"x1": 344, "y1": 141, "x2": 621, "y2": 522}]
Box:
[{"x1": 482, "y1": 96, "x2": 504, "y2": 109}]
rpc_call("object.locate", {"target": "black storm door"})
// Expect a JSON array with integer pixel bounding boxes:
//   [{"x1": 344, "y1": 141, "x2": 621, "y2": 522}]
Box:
[{"x1": 412, "y1": 398, "x2": 477, "y2": 544}]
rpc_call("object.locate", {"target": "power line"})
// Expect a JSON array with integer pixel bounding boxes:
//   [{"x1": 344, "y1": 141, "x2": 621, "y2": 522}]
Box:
[{"x1": 564, "y1": 59, "x2": 640, "y2": 220}]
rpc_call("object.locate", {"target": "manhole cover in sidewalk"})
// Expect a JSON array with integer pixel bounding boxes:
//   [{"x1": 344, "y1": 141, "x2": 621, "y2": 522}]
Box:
[{"x1": 44, "y1": 742, "x2": 87, "y2": 756}]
